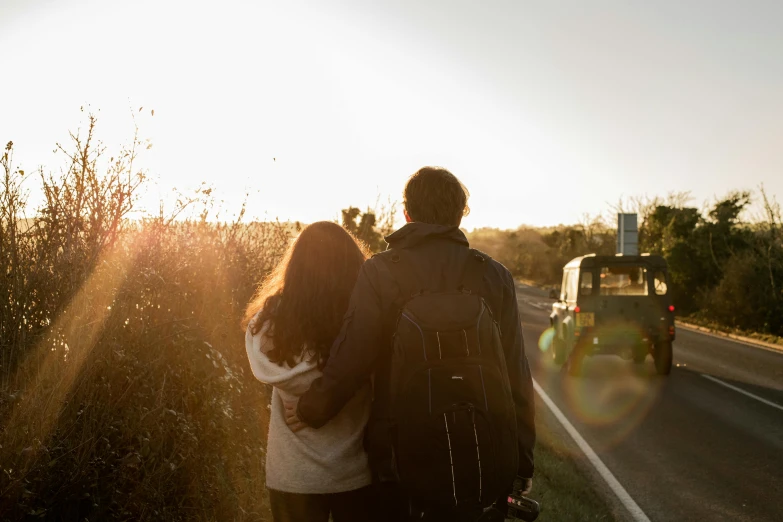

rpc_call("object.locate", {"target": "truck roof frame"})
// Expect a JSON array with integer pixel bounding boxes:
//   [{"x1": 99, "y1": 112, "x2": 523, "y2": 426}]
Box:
[{"x1": 564, "y1": 254, "x2": 668, "y2": 269}]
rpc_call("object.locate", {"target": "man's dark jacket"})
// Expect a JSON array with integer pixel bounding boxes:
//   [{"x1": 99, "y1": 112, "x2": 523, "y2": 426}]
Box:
[{"x1": 297, "y1": 222, "x2": 536, "y2": 478}]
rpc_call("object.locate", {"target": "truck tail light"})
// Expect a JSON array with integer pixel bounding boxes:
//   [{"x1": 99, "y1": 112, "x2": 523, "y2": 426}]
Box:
[
  {"x1": 668, "y1": 305, "x2": 675, "y2": 313},
  {"x1": 574, "y1": 306, "x2": 581, "y2": 313}
]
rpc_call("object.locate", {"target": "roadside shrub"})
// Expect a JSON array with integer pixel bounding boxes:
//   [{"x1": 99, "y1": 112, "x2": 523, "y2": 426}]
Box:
[
  {"x1": 0, "y1": 116, "x2": 292, "y2": 520},
  {"x1": 699, "y1": 244, "x2": 783, "y2": 335}
]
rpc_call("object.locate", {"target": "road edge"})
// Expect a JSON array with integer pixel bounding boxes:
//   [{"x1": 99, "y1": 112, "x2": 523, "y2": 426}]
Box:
[
  {"x1": 532, "y1": 378, "x2": 652, "y2": 522},
  {"x1": 676, "y1": 320, "x2": 783, "y2": 354},
  {"x1": 531, "y1": 394, "x2": 624, "y2": 521}
]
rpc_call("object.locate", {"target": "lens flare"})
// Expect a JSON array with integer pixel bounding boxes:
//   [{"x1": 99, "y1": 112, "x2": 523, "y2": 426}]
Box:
[
  {"x1": 538, "y1": 327, "x2": 554, "y2": 352},
  {"x1": 560, "y1": 321, "x2": 664, "y2": 450}
]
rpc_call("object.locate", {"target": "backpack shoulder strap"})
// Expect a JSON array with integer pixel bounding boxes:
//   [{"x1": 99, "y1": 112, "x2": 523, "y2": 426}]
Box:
[
  {"x1": 460, "y1": 248, "x2": 488, "y2": 295},
  {"x1": 374, "y1": 249, "x2": 419, "y2": 308}
]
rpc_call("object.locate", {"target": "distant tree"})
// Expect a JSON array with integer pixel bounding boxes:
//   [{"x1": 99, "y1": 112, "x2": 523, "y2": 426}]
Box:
[
  {"x1": 639, "y1": 192, "x2": 754, "y2": 317},
  {"x1": 640, "y1": 206, "x2": 700, "y2": 254},
  {"x1": 702, "y1": 191, "x2": 752, "y2": 279},
  {"x1": 341, "y1": 204, "x2": 396, "y2": 253},
  {"x1": 466, "y1": 219, "x2": 615, "y2": 285},
  {"x1": 639, "y1": 205, "x2": 704, "y2": 312},
  {"x1": 701, "y1": 190, "x2": 783, "y2": 333}
]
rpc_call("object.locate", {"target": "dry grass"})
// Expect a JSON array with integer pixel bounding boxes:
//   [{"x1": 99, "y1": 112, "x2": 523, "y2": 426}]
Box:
[
  {"x1": 0, "y1": 218, "x2": 292, "y2": 520},
  {"x1": 0, "y1": 117, "x2": 291, "y2": 521},
  {"x1": 530, "y1": 398, "x2": 619, "y2": 522}
]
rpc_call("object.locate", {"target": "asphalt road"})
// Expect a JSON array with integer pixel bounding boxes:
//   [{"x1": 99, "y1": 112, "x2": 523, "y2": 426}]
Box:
[{"x1": 517, "y1": 283, "x2": 783, "y2": 522}]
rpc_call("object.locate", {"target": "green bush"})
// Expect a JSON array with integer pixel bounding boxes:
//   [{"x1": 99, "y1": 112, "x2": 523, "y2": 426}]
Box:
[{"x1": 639, "y1": 191, "x2": 783, "y2": 335}]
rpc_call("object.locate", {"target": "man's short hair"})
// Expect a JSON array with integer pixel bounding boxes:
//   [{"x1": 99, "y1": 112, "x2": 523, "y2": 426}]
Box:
[{"x1": 404, "y1": 167, "x2": 470, "y2": 226}]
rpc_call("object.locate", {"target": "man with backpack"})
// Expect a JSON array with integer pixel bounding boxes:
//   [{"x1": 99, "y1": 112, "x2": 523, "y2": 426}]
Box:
[{"x1": 289, "y1": 167, "x2": 536, "y2": 521}]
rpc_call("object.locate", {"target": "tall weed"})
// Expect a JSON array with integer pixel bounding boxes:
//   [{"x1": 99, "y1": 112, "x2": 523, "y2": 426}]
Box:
[{"x1": 1, "y1": 116, "x2": 291, "y2": 520}]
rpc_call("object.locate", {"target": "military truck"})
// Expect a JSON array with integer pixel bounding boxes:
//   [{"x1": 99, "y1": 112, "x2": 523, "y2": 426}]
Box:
[{"x1": 549, "y1": 254, "x2": 674, "y2": 376}]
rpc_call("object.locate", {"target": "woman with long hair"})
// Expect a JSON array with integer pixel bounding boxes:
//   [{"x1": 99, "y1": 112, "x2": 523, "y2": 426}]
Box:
[{"x1": 243, "y1": 221, "x2": 373, "y2": 522}]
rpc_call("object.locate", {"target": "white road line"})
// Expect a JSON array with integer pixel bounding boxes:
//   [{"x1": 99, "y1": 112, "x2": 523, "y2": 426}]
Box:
[
  {"x1": 532, "y1": 379, "x2": 652, "y2": 522},
  {"x1": 700, "y1": 374, "x2": 783, "y2": 413}
]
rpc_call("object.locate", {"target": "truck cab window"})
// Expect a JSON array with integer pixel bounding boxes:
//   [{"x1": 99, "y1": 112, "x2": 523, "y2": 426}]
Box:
[
  {"x1": 600, "y1": 266, "x2": 649, "y2": 296},
  {"x1": 654, "y1": 271, "x2": 668, "y2": 295},
  {"x1": 580, "y1": 271, "x2": 593, "y2": 295}
]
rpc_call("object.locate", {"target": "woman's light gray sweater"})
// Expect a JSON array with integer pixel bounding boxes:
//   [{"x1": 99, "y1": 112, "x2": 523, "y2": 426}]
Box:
[{"x1": 245, "y1": 319, "x2": 372, "y2": 494}]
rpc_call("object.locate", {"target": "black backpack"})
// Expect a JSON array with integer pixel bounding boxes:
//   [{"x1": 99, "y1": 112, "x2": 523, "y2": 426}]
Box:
[{"x1": 380, "y1": 248, "x2": 519, "y2": 511}]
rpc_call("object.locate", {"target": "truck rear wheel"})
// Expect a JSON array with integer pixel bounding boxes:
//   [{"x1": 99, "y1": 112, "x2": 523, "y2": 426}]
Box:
[
  {"x1": 552, "y1": 330, "x2": 567, "y2": 365},
  {"x1": 633, "y1": 347, "x2": 648, "y2": 364},
  {"x1": 654, "y1": 341, "x2": 673, "y2": 375},
  {"x1": 567, "y1": 339, "x2": 585, "y2": 376}
]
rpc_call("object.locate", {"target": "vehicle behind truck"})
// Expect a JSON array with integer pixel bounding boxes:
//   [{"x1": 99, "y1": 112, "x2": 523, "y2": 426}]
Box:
[{"x1": 550, "y1": 254, "x2": 674, "y2": 376}]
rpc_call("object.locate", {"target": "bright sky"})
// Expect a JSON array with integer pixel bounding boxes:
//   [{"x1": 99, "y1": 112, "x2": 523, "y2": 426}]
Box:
[{"x1": 2, "y1": 0, "x2": 782, "y2": 229}]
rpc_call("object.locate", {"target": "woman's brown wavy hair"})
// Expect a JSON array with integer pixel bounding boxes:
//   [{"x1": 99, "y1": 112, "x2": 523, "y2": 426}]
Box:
[{"x1": 242, "y1": 221, "x2": 370, "y2": 368}]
